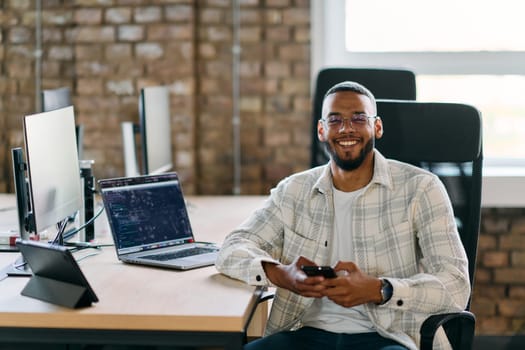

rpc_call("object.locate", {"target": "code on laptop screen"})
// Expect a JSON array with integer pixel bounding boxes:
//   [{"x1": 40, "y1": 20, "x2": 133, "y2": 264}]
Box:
[{"x1": 102, "y1": 180, "x2": 193, "y2": 251}]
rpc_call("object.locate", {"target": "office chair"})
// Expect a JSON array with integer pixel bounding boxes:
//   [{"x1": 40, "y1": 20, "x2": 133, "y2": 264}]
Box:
[
  {"x1": 41, "y1": 86, "x2": 84, "y2": 160},
  {"x1": 375, "y1": 99, "x2": 482, "y2": 350},
  {"x1": 253, "y1": 99, "x2": 481, "y2": 349},
  {"x1": 311, "y1": 67, "x2": 416, "y2": 167}
]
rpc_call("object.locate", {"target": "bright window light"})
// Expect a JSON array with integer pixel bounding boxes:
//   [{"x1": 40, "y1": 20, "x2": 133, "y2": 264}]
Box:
[
  {"x1": 417, "y1": 75, "x2": 525, "y2": 159},
  {"x1": 346, "y1": 0, "x2": 525, "y2": 52},
  {"x1": 340, "y1": 0, "x2": 525, "y2": 160}
]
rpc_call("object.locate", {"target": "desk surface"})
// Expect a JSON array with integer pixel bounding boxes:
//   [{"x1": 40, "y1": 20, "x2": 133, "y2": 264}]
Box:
[{"x1": 0, "y1": 195, "x2": 267, "y2": 336}]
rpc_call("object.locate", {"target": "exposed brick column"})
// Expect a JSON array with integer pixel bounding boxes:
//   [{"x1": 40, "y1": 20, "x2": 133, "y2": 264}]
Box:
[
  {"x1": 1, "y1": 1, "x2": 43, "y2": 193},
  {"x1": 196, "y1": 0, "x2": 311, "y2": 194}
]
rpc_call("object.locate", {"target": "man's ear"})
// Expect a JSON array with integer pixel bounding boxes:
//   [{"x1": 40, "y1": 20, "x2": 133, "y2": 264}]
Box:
[
  {"x1": 317, "y1": 119, "x2": 327, "y2": 142},
  {"x1": 375, "y1": 117, "x2": 383, "y2": 139}
]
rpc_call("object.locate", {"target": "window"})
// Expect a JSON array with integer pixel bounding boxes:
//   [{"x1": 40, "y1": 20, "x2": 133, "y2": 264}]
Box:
[
  {"x1": 417, "y1": 74, "x2": 525, "y2": 160},
  {"x1": 312, "y1": 0, "x2": 525, "y2": 162},
  {"x1": 345, "y1": 0, "x2": 525, "y2": 52},
  {"x1": 311, "y1": 0, "x2": 525, "y2": 206}
]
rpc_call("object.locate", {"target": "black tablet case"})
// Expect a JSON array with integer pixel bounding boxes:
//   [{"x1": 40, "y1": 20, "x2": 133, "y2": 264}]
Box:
[{"x1": 16, "y1": 240, "x2": 98, "y2": 308}]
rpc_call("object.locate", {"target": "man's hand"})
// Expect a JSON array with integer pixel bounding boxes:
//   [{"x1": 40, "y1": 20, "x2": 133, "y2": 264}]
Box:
[
  {"x1": 320, "y1": 261, "x2": 382, "y2": 307},
  {"x1": 262, "y1": 256, "x2": 330, "y2": 298}
]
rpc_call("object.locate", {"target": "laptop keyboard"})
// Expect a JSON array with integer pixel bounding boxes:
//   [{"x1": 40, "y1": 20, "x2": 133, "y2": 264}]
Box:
[{"x1": 139, "y1": 247, "x2": 218, "y2": 261}]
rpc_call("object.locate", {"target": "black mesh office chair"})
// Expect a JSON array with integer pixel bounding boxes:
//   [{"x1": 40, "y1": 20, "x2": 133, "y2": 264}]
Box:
[
  {"x1": 255, "y1": 99, "x2": 481, "y2": 348},
  {"x1": 311, "y1": 67, "x2": 416, "y2": 167},
  {"x1": 41, "y1": 87, "x2": 84, "y2": 159},
  {"x1": 375, "y1": 100, "x2": 483, "y2": 350}
]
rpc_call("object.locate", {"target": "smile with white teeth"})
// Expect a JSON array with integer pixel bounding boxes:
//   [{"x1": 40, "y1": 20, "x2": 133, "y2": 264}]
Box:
[{"x1": 338, "y1": 140, "x2": 358, "y2": 146}]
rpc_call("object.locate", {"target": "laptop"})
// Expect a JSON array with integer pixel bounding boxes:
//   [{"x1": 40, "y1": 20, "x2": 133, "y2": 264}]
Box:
[{"x1": 98, "y1": 172, "x2": 219, "y2": 270}]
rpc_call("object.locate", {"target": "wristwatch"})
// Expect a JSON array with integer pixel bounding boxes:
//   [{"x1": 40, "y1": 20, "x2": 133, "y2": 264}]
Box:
[{"x1": 379, "y1": 278, "x2": 393, "y2": 305}]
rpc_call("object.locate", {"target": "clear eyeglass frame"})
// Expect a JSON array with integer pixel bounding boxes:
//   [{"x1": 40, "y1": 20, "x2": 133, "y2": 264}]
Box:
[{"x1": 321, "y1": 114, "x2": 379, "y2": 130}]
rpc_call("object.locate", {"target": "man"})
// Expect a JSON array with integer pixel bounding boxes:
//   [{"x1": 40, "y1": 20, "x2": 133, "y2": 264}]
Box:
[{"x1": 215, "y1": 81, "x2": 470, "y2": 350}]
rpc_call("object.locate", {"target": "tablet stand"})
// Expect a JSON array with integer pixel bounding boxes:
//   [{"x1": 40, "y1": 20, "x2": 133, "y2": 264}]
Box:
[{"x1": 21, "y1": 275, "x2": 94, "y2": 308}]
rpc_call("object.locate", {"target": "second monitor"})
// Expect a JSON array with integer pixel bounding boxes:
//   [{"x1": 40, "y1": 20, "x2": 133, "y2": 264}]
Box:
[
  {"x1": 122, "y1": 85, "x2": 173, "y2": 177},
  {"x1": 23, "y1": 106, "x2": 83, "y2": 241}
]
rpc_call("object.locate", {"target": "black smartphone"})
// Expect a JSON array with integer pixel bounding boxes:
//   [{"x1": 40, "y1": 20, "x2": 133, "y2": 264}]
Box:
[{"x1": 301, "y1": 265, "x2": 337, "y2": 278}]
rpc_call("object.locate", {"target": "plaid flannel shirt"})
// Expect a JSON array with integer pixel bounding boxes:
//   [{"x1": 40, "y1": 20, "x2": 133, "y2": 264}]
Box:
[{"x1": 215, "y1": 150, "x2": 470, "y2": 350}]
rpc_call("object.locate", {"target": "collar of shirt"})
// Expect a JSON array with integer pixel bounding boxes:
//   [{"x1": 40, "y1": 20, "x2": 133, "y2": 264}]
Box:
[{"x1": 312, "y1": 149, "x2": 394, "y2": 196}]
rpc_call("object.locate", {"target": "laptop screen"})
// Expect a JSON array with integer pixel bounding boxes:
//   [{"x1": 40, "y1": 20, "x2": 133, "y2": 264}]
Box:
[{"x1": 99, "y1": 173, "x2": 194, "y2": 254}]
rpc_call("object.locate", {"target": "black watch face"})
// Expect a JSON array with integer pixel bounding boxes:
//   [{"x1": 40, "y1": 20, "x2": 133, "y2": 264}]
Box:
[{"x1": 381, "y1": 279, "x2": 393, "y2": 303}]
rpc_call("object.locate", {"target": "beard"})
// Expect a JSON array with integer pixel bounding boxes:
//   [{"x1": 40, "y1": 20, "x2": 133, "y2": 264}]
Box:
[{"x1": 324, "y1": 137, "x2": 374, "y2": 171}]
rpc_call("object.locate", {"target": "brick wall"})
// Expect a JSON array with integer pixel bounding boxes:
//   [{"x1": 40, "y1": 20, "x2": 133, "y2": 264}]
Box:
[
  {"x1": 0, "y1": 0, "x2": 311, "y2": 195},
  {"x1": 474, "y1": 208, "x2": 525, "y2": 335},
  {"x1": 195, "y1": 0, "x2": 311, "y2": 194},
  {"x1": 1, "y1": 0, "x2": 524, "y2": 338}
]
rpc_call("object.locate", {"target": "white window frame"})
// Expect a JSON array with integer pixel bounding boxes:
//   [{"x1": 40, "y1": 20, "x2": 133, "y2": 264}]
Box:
[{"x1": 311, "y1": 0, "x2": 525, "y2": 207}]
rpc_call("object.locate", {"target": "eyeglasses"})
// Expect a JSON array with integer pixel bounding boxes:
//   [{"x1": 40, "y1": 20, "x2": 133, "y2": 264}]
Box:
[{"x1": 321, "y1": 113, "x2": 378, "y2": 130}]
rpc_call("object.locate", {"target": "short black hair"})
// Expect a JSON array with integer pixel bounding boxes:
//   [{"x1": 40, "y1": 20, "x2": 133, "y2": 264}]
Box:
[{"x1": 324, "y1": 81, "x2": 376, "y2": 110}]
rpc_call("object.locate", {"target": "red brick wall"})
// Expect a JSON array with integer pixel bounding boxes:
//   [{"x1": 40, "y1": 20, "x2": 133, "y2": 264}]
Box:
[
  {"x1": 0, "y1": 0, "x2": 311, "y2": 195},
  {"x1": 0, "y1": 1, "x2": 198, "y2": 192},
  {"x1": 474, "y1": 208, "x2": 525, "y2": 335}
]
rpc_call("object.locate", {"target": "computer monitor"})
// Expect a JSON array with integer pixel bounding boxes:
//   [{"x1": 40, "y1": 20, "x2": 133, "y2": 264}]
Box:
[
  {"x1": 11, "y1": 147, "x2": 32, "y2": 241},
  {"x1": 23, "y1": 106, "x2": 83, "y2": 240},
  {"x1": 122, "y1": 85, "x2": 173, "y2": 176},
  {"x1": 41, "y1": 87, "x2": 84, "y2": 160},
  {"x1": 41, "y1": 87, "x2": 72, "y2": 112}
]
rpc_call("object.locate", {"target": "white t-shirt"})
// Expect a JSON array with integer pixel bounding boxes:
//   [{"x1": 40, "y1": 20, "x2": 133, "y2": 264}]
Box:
[{"x1": 301, "y1": 186, "x2": 376, "y2": 333}]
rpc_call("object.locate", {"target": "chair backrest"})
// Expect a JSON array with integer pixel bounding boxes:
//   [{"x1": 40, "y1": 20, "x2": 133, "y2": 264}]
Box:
[
  {"x1": 375, "y1": 99, "x2": 483, "y2": 293},
  {"x1": 41, "y1": 87, "x2": 84, "y2": 159},
  {"x1": 311, "y1": 67, "x2": 417, "y2": 167}
]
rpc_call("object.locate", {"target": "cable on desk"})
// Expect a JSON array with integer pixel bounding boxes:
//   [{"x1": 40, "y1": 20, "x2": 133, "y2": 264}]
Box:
[
  {"x1": 65, "y1": 241, "x2": 114, "y2": 251},
  {"x1": 67, "y1": 205, "x2": 105, "y2": 237},
  {"x1": 11, "y1": 255, "x2": 28, "y2": 272},
  {"x1": 51, "y1": 216, "x2": 71, "y2": 245},
  {"x1": 13, "y1": 260, "x2": 28, "y2": 270},
  {"x1": 45, "y1": 206, "x2": 109, "y2": 251},
  {"x1": 50, "y1": 206, "x2": 106, "y2": 247},
  {"x1": 74, "y1": 250, "x2": 103, "y2": 262}
]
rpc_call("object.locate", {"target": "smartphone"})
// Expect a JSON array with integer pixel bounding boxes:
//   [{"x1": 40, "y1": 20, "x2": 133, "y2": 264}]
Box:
[{"x1": 301, "y1": 265, "x2": 337, "y2": 278}]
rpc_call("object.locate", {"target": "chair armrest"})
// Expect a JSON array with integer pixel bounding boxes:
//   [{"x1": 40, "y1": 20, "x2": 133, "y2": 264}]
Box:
[
  {"x1": 420, "y1": 311, "x2": 476, "y2": 350},
  {"x1": 259, "y1": 288, "x2": 275, "y2": 303}
]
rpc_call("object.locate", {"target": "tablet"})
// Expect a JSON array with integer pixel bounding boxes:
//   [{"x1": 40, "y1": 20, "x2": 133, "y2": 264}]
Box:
[{"x1": 15, "y1": 240, "x2": 98, "y2": 308}]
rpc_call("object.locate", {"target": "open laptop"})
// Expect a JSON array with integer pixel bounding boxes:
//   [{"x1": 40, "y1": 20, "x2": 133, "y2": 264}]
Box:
[{"x1": 98, "y1": 172, "x2": 219, "y2": 270}]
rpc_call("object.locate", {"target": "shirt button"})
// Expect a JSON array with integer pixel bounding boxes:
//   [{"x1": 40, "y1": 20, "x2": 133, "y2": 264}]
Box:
[
  {"x1": 397, "y1": 299, "x2": 403, "y2": 306},
  {"x1": 256, "y1": 275, "x2": 262, "y2": 282}
]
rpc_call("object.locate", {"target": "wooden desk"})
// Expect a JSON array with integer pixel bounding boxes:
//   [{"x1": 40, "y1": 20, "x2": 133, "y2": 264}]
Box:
[{"x1": 0, "y1": 195, "x2": 268, "y2": 349}]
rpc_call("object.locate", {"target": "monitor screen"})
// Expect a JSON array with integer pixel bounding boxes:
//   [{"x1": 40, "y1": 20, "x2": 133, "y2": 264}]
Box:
[
  {"x1": 139, "y1": 85, "x2": 173, "y2": 175},
  {"x1": 23, "y1": 106, "x2": 83, "y2": 234}
]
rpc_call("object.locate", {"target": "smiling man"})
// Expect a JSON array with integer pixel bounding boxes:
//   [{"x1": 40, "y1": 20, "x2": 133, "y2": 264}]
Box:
[{"x1": 216, "y1": 81, "x2": 470, "y2": 350}]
